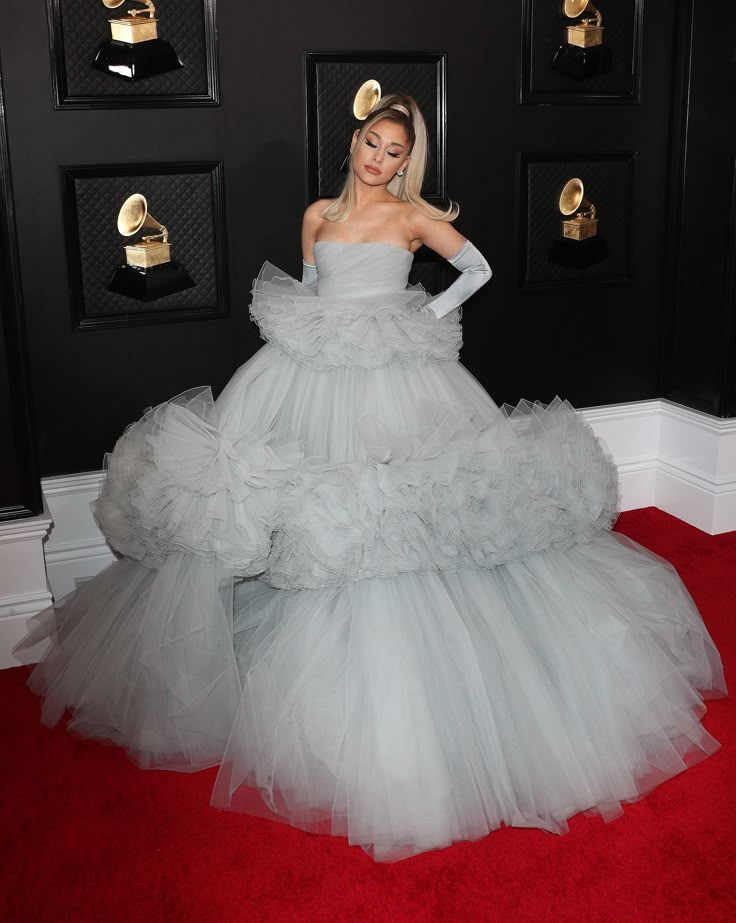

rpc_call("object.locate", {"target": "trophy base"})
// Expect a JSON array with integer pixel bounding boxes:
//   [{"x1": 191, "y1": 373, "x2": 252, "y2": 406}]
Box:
[
  {"x1": 550, "y1": 44, "x2": 612, "y2": 80},
  {"x1": 93, "y1": 39, "x2": 183, "y2": 81},
  {"x1": 549, "y1": 236, "x2": 608, "y2": 269},
  {"x1": 107, "y1": 262, "x2": 195, "y2": 302}
]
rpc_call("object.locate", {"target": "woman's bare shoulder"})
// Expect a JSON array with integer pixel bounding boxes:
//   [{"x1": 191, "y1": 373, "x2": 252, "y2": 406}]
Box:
[
  {"x1": 304, "y1": 198, "x2": 334, "y2": 220},
  {"x1": 400, "y1": 200, "x2": 432, "y2": 233}
]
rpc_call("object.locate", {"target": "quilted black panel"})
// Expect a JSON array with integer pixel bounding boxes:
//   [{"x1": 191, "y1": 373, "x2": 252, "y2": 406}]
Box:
[
  {"x1": 306, "y1": 54, "x2": 445, "y2": 201},
  {"x1": 521, "y1": 155, "x2": 634, "y2": 287},
  {"x1": 64, "y1": 164, "x2": 225, "y2": 324},
  {"x1": 51, "y1": 0, "x2": 214, "y2": 101},
  {"x1": 521, "y1": 0, "x2": 642, "y2": 101}
]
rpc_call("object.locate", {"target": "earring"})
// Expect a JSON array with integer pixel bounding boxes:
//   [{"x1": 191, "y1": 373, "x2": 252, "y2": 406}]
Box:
[{"x1": 397, "y1": 169, "x2": 405, "y2": 177}]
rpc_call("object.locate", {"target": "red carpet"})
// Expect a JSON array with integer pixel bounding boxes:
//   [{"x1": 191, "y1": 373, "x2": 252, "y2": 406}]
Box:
[{"x1": 1, "y1": 508, "x2": 734, "y2": 922}]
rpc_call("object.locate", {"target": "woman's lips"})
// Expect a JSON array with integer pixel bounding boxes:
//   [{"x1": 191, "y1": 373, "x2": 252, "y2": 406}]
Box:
[{"x1": 364, "y1": 165, "x2": 381, "y2": 175}]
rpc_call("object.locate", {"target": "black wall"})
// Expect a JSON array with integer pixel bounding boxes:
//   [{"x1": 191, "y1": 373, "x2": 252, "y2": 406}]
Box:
[
  {"x1": 664, "y1": 1, "x2": 736, "y2": 417},
  {"x1": 0, "y1": 1, "x2": 730, "y2": 483}
]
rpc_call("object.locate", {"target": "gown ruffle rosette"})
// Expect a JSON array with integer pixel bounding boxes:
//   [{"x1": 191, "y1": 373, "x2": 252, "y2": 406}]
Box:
[
  {"x1": 93, "y1": 386, "x2": 304, "y2": 575},
  {"x1": 17, "y1": 241, "x2": 727, "y2": 861}
]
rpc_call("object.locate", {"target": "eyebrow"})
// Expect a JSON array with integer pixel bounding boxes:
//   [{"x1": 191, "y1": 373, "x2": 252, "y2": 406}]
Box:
[{"x1": 366, "y1": 130, "x2": 405, "y2": 149}]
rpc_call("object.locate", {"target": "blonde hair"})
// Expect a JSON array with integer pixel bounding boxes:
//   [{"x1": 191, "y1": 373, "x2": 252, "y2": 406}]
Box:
[{"x1": 321, "y1": 93, "x2": 459, "y2": 223}]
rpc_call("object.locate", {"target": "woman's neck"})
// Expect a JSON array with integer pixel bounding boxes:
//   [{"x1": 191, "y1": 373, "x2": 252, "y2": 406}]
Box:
[{"x1": 351, "y1": 177, "x2": 396, "y2": 211}]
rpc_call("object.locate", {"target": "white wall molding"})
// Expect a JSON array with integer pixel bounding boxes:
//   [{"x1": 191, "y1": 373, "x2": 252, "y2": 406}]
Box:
[
  {"x1": 0, "y1": 501, "x2": 53, "y2": 668},
  {"x1": 581, "y1": 398, "x2": 736, "y2": 535},
  {"x1": 42, "y1": 470, "x2": 115, "y2": 601},
  {"x1": 1, "y1": 398, "x2": 735, "y2": 669},
  {"x1": 581, "y1": 399, "x2": 661, "y2": 515},
  {"x1": 653, "y1": 401, "x2": 736, "y2": 534}
]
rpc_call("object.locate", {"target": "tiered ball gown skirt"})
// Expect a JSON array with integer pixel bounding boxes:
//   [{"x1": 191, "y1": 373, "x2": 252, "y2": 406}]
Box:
[{"x1": 20, "y1": 241, "x2": 727, "y2": 861}]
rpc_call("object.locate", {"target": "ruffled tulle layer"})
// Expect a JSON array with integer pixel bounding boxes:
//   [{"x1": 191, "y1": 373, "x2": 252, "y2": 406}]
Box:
[
  {"x1": 213, "y1": 531, "x2": 726, "y2": 861},
  {"x1": 92, "y1": 387, "x2": 303, "y2": 575},
  {"x1": 266, "y1": 397, "x2": 619, "y2": 588},
  {"x1": 250, "y1": 262, "x2": 462, "y2": 370},
  {"x1": 21, "y1": 527, "x2": 724, "y2": 860},
  {"x1": 90, "y1": 378, "x2": 619, "y2": 589},
  {"x1": 20, "y1": 554, "x2": 241, "y2": 772},
  {"x1": 19, "y1": 531, "x2": 725, "y2": 860}
]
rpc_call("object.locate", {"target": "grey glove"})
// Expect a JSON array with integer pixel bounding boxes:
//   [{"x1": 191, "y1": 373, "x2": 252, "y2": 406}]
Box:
[
  {"x1": 301, "y1": 260, "x2": 318, "y2": 292},
  {"x1": 419, "y1": 240, "x2": 492, "y2": 319}
]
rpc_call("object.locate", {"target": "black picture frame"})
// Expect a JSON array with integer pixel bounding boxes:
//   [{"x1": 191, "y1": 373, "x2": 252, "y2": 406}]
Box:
[
  {"x1": 47, "y1": 0, "x2": 219, "y2": 109},
  {"x1": 61, "y1": 161, "x2": 228, "y2": 330},
  {"x1": 520, "y1": 0, "x2": 644, "y2": 104},
  {"x1": 304, "y1": 51, "x2": 447, "y2": 204},
  {"x1": 517, "y1": 151, "x2": 636, "y2": 291}
]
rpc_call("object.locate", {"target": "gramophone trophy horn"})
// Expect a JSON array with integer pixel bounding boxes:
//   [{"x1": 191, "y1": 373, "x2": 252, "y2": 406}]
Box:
[
  {"x1": 353, "y1": 80, "x2": 382, "y2": 120},
  {"x1": 93, "y1": 0, "x2": 183, "y2": 81},
  {"x1": 559, "y1": 178, "x2": 598, "y2": 240},
  {"x1": 551, "y1": 0, "x2": 611, "y2": 78},
  {"x1": 117, "y1": 194, "x2": 170, "y2": 266},
  {"x1": 117, "y1": 193, "x2": 169, "y2": 245},
  {"x1": 107, "y1": 193, "x2": 195, "y2": 302}
]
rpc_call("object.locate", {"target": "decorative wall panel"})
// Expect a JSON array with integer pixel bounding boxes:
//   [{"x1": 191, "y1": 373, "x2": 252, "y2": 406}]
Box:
[
  {"x1": 47, "y1": 0, "x2": 219, "y2": 107},
  {"x1": 520, "y1": 0, "x2": 643, "y2": 103},
  {"x1": 61, "y1": 161, "x2": 228, "y2": 329},
  {"x1": 518, "y1": 152, "x2": 635, "y2": 290}
]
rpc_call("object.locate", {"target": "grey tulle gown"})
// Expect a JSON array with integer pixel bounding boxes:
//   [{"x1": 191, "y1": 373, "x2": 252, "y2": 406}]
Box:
[{"x1": 21, "y1": 241, "x2": 727, "y2": 862}]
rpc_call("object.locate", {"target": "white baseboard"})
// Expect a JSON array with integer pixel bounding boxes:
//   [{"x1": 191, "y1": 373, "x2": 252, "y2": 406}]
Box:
[
  {"x1": 1, "y1": 397, "x2": 735, "y2": 669},
  {"x1": 0, "y1": 502, "x2": 53, "y2": 669},
  {"x1": 42, "y1": 471, "x2": 115, "y2": 600},
  {"x1": 581, "y1": 399, "x2": 662, "y2": 514},
  {"x1": 581, "y1": 398, "x2": 736, "y2": 535}
]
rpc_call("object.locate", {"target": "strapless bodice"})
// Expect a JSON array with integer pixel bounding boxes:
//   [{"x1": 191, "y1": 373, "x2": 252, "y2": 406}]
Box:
[
  {"x1": 249, "y1": 241, "x2": 463, "y2": 371},
  {"x1": 314, "y1": 240, "x2": 414, "y2": 297}
]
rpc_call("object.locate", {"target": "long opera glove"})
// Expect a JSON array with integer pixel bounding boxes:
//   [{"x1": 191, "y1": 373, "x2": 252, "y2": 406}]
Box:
[
  {"x1": 419, "y1": 240, "x2": 492, "y2": 319},
  {"x1": 301, "y1": 260, "x2": 318, "y2": 292}
]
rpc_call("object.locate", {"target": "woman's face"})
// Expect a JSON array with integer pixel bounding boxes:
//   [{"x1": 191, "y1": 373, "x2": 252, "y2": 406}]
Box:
[{"x1": 350, "y1": 118, "x2": 411, "y2": 187}]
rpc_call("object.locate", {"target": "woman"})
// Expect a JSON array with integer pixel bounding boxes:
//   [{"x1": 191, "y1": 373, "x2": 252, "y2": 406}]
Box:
[{"x1": 20, "y1": 94, "x2": 726, "y2": 862}]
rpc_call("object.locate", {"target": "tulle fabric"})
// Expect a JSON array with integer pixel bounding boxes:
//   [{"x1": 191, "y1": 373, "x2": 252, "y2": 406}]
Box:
[
  {"x1": 212, "y1": 531, "x2": 725, "y2": 861},
  {"x1": 249, "y1": 246, "x2": 462, "y2": 371},
  {"x1": 17, "y1": 240, "x2": 728, "y2": 862},
  {"x1": 266, "y1": 397, "x2": 619, "y2": 589},
  {"x1": 22, "y1": 554, "x2": 240, "y2": 771},
  {"x1": 93, "y1": 387, "x2": 303, "y2": 575}
]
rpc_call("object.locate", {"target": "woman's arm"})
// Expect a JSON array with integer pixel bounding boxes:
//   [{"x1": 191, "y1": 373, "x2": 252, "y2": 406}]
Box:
[
  {"x1": 300, "y1": 200, "x2": 330, "y2": 289},
  {"x1": 410, "y1": 210, "x2": 492, "y2": 318},
  {"x1": 301, "y1": 200, "x2": 327, "y2": 265}
]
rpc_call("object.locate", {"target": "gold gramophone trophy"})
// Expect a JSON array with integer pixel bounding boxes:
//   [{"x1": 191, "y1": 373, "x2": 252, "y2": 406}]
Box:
[
  {"x1": 93, "y1": 1, "x2": 183, "y2": 81},
  {"x1": 560, "y1": 178, "x2": 598, "y2": 240},
  {"x1": 551, "y1": 1, "x2": 612, "y2": 79},
  {"x1": 340, "y1": 79, "x2": 383, "y2": 174},
  {"x1": 107, "y1": 194, "x2": 195, "y2": 301},
  {"x1": 549, "y1": 178, "x2": 608, "y2": 268}
]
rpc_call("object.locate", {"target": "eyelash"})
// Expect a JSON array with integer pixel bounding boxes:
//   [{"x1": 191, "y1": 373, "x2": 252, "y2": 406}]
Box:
[{"x1": 365, "y1": 140, "x2": 401, "y2": 158}]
